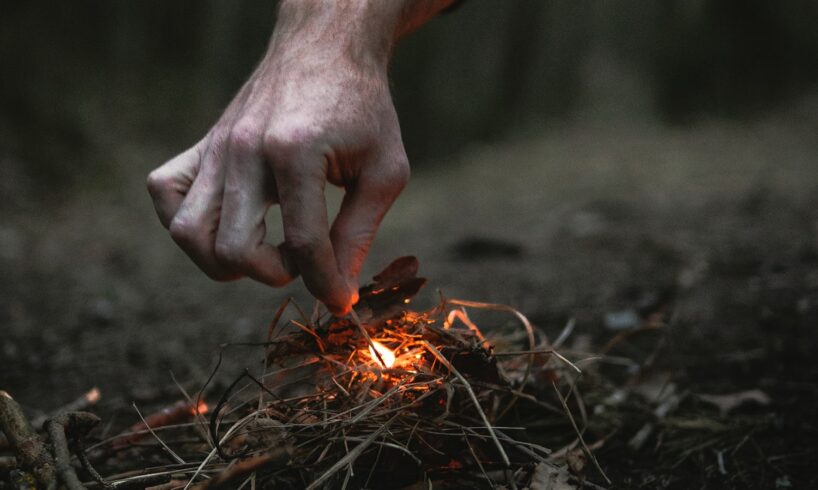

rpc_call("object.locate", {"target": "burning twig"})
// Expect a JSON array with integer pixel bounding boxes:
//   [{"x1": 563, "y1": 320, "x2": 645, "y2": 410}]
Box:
[
  {"x1": 350, "y1": 308, "x2": 388, "y2": 368},
  {"x1": 30, "y1": 387, "x2": 101, "y2": 430},
  {"x1": 112, "y1": 399, "x2": 208, "y2": 450}
]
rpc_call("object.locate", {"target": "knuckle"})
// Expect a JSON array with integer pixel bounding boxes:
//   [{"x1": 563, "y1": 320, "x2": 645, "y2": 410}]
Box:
[
  {"x1": 390, "y1": 157, "x2": 411, "y2": 190},
  {"x1": 227, "y1": 120, "x2": 262, "y2": 157},
  {"x1": 263, "y1": 124, "x2": 322, "y2": 164},
  {"x1": 168, "y1": 217, "x2": 199, "y2": 245},
  {"x1": 373, "y1": 157, "x2": 410, "y2": 196},
  {"x1": 286, "y1": 233, "x2": 322, "y2": 260},
  {"x1": 146, "y1": 169, "x2": 172, "y2": 197}
]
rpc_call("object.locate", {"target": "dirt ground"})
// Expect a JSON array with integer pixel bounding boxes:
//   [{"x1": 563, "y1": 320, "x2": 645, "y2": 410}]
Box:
[{"x1": 2, "y1": 94, "x2": 818, "y2": 488}]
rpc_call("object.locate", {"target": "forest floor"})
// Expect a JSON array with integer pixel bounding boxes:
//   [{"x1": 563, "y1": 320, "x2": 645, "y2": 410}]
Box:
[{"x1": 2, "y1": 96, "x2": 818, "y2": 488}]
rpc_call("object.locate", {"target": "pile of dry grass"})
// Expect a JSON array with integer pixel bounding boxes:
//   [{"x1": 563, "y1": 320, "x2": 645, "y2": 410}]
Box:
[{"x1": 2, "y1": 258, "x2": 608, "y2": 489}]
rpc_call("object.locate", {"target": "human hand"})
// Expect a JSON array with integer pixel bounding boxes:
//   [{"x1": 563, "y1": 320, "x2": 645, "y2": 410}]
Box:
[{"x1": 147, "y1": 2, "x2": 416, "y2": 315}]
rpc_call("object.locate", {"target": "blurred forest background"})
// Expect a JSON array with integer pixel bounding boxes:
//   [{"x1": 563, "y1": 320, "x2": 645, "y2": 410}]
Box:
[
  {"x1": 3, "y1": 0, "x2": 818, "y2": 200},
  {"x1": 2, "y1": 2, "x2": 818, "y2": 487}
]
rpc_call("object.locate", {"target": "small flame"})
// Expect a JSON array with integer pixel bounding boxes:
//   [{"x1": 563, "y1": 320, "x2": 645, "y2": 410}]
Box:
[
  {"x1": 85, "y1": 387, "x2": 101, "y2": 404},
  {"x1": 369, "y1": 340, "x2": 396, "y2": 368},
  {"x1": 194, "y1": 401, "x2": 209, "y2": 416}
]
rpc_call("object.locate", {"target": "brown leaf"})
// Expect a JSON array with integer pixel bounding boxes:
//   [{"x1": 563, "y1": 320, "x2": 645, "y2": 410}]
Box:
[
  {"x1": 356, "y1": 257, "x2": 427, "y2": 323},
  {"x1": 698, "y1": 389, "x2": 771, "y2": 417},
  {"x1": 372, "y1": 256, "x2": 419, "y2": 283},
  {"x1": 566, "y1": 447, "x2": 587, "y2": 476},
  {"x1": 528, "y1": 463, "x2": 578, "y2": 490}
]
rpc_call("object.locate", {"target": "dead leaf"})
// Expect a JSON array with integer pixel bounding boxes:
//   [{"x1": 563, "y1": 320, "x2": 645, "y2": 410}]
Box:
[
  {"x1": 372, "y1": 255, "x2": 419, "y2": 283},
  {"x1": 698, "y1": 389, "x2": 771, "y2": 417},
  {"x1": 356, "y1": 256, "x2": 427, "y2": 323},
  {"x1": 566, "y1": 447, "x2": 587, "y2": 476},
  {"x1": 528, "y1": 462, "x2": 578, "y2": 490}
]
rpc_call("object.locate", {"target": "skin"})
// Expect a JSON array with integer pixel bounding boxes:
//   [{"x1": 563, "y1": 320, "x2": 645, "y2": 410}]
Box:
[{"x1": 147, "y1": 1, "x2": 455, "y2": 315}]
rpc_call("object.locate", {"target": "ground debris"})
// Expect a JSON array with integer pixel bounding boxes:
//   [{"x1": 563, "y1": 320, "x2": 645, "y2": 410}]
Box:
[
  {"x1": 2, "y1": 258, "x2": 615, "y2": 489},
  {"x1": 697, "y1": 389, "x2": 771, "y2": 417}
]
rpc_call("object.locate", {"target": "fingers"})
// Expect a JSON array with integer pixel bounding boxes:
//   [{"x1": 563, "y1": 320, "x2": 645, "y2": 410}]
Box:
[
  {"x1": 330, "y1": 156, "x2": 410, "y2": 290},
  {"x1": 147, "y1": 145, "x2": 203, "y2": 228},
  {"x1": 168, "y1": 139, "x2": 239, "y2": 281},
  {"x1": 267, "y1": 137, "x2": 354, "y2": 315},
  {"x1": 214, "y1": 124, "x2": 296, "y2": 287}
]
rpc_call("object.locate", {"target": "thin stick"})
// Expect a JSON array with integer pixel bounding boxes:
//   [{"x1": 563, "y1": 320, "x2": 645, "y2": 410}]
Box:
[
  {"x1": 290, "y1": 321, "x2": 326, "y2": 353},
  {"x1": 493, "y1": 349, "x2": 582, "y2": 374},
  {"x1": 350, "y1": 309, "x2": 387, "y2": 369},
  {"x1": 447, "y1": 299, "x2": 538, "y2": 419},
  {"x1": 45, "y1": 417, "x2": 85, "y2": 490},
  {"x1": 132, "y1": 403, "x2": 186, "y2": 465},
  {"x1": 0, "y1": 391, "x2": 55, "y2": 486},
  {"x1": 305, "y1": 416, "x2": 396, "y2": 490},
  {"x1": 422, "y1": 341, "x2": 511, "y2": 468},
  {"x1": 552, "y1": 318, "x2": 576, "y2": 349},
  {"x1": 170, "y1": 372, "x2": 212, "y2": 448},
  {"x1": 184, "y1": 411, "x2": 261, "y2": 489},
  {"x1": 551, "y1": 381, "x2": 611, "y2": 485}
]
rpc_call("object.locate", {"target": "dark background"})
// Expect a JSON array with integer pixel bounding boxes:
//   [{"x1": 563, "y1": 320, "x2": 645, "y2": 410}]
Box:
[
  {"x1": 3, "y1": 0, "x2": 818, "y2": 196},
  {"x1": 2, "y1": 2, "x2": 818, "y2": 487}
]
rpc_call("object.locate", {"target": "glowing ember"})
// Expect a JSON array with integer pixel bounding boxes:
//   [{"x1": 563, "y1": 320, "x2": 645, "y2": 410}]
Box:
[
  {"x1": 85, "y1": 387, "x2": 101, "y2": 404},
  {"x1": 368, "y1": 340, "x2": 396, "y2": 368},
  {"x1": 194, "y1": 400, "x2": 209, "y2": 416}
]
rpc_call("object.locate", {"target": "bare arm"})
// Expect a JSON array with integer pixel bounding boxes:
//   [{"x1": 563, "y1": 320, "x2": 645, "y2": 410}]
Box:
[{"x1": 147, "y1": 0, "x2": 455, "y2": 314}]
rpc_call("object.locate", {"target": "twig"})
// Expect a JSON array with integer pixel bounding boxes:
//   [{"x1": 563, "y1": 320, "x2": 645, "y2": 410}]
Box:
[
  {"x1": 132, "y1": 403, "x2": 186, "y2": 465},
  {"x1": 45, "y1": 412, "x2": 101, "y2": 490},
  {"x1": 350, "y1": 309, "x2": 387, "y2": 369},
  {"x1": 447, "y1": 299, "x2": 538, "y2": 421},
  {"x1": 32, "y1": 387, "x2": 101, "y2": 430},
  {"x1": 202, "y1": 448, "x2": 289, "y2": 489},
  {"x1": 185, "y1": 411, "x2": 262, "y2": 489},
  {"x1": 75, "y1": 434, "x2": 111, "y2": 488},
  {"x1": 0, "y1": 390, "x2": 56, "y2": 487},
  {"x1": 422, "y1": 341, "x2": 511, "y2": 469},
  {"x1": 551, "y1": 381, "x2": 611, "y2": 485},
  {"x1": 305, "y1": 415, "x2": 396, "y2": 490}
]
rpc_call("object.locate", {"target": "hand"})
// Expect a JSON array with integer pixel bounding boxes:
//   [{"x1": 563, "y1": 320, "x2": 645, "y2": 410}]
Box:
[{"x1": 147, "y1": 2, "x2": 414, "y2": 315}]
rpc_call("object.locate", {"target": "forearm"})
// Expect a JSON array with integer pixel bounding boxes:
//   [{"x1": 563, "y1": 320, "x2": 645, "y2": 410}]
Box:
[{"x1": 273, "y1": 0, "x2": 456, "y2": 67}]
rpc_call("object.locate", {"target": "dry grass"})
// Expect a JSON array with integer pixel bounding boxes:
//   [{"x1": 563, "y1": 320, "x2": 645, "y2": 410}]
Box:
[{"x1": 67, "y1": 258, "x2": 604, "y2": 489}]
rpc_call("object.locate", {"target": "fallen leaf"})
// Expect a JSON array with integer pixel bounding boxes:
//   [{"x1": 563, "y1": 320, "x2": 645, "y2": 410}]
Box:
[
  {"x1": 698, "y1": 389, "x2": 771, "y2": 416},
  {"x1": 372, "y1": 255, "x2": 419, "y2": 283},
  {"x1": 356, "y1": 256, "x2": 427, "y2": 323},
  {"x1": 528, "y1": 462, "x2": 578, "y2": 490},
  {"x1": 566, "y1": 447, "x2": 587, "y2": 476}
]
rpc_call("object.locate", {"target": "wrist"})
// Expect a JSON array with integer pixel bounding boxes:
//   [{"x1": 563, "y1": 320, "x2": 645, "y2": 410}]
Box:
[
  {"x1": 272, "y1": 0, "x2": 456, "y2": 68},
  {"x1": 273, "y1": 1, "x2": 401, "y2": 69}
]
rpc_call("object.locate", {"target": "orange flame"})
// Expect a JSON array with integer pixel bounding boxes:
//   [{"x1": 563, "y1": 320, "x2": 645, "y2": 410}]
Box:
[
  {"x1": 85, "y1": 387, "x2": 101, "y2": 404},
  {"x1": 369, "y1": 340, "x2": 396, "y2": 368},
  {"x1": 194, "y1": 400, "x2": 209, "y2": 416}
]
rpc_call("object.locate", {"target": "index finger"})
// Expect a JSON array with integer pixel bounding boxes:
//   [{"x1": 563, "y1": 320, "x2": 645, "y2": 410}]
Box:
[{"x1": 271, "y1": 147, "x2": 355, "y2": 314}]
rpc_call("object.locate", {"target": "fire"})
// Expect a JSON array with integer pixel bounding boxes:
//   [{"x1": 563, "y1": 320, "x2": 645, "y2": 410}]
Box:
[
  {"x1": 369, "y1": 340, "x2": 396, "y2": 368},
  {"x1": 85, "y1": 387, "x2": 101, "y2": 404},
  {"x1": 193, "y1": 400, "x2": 209, "y2": 416}
]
